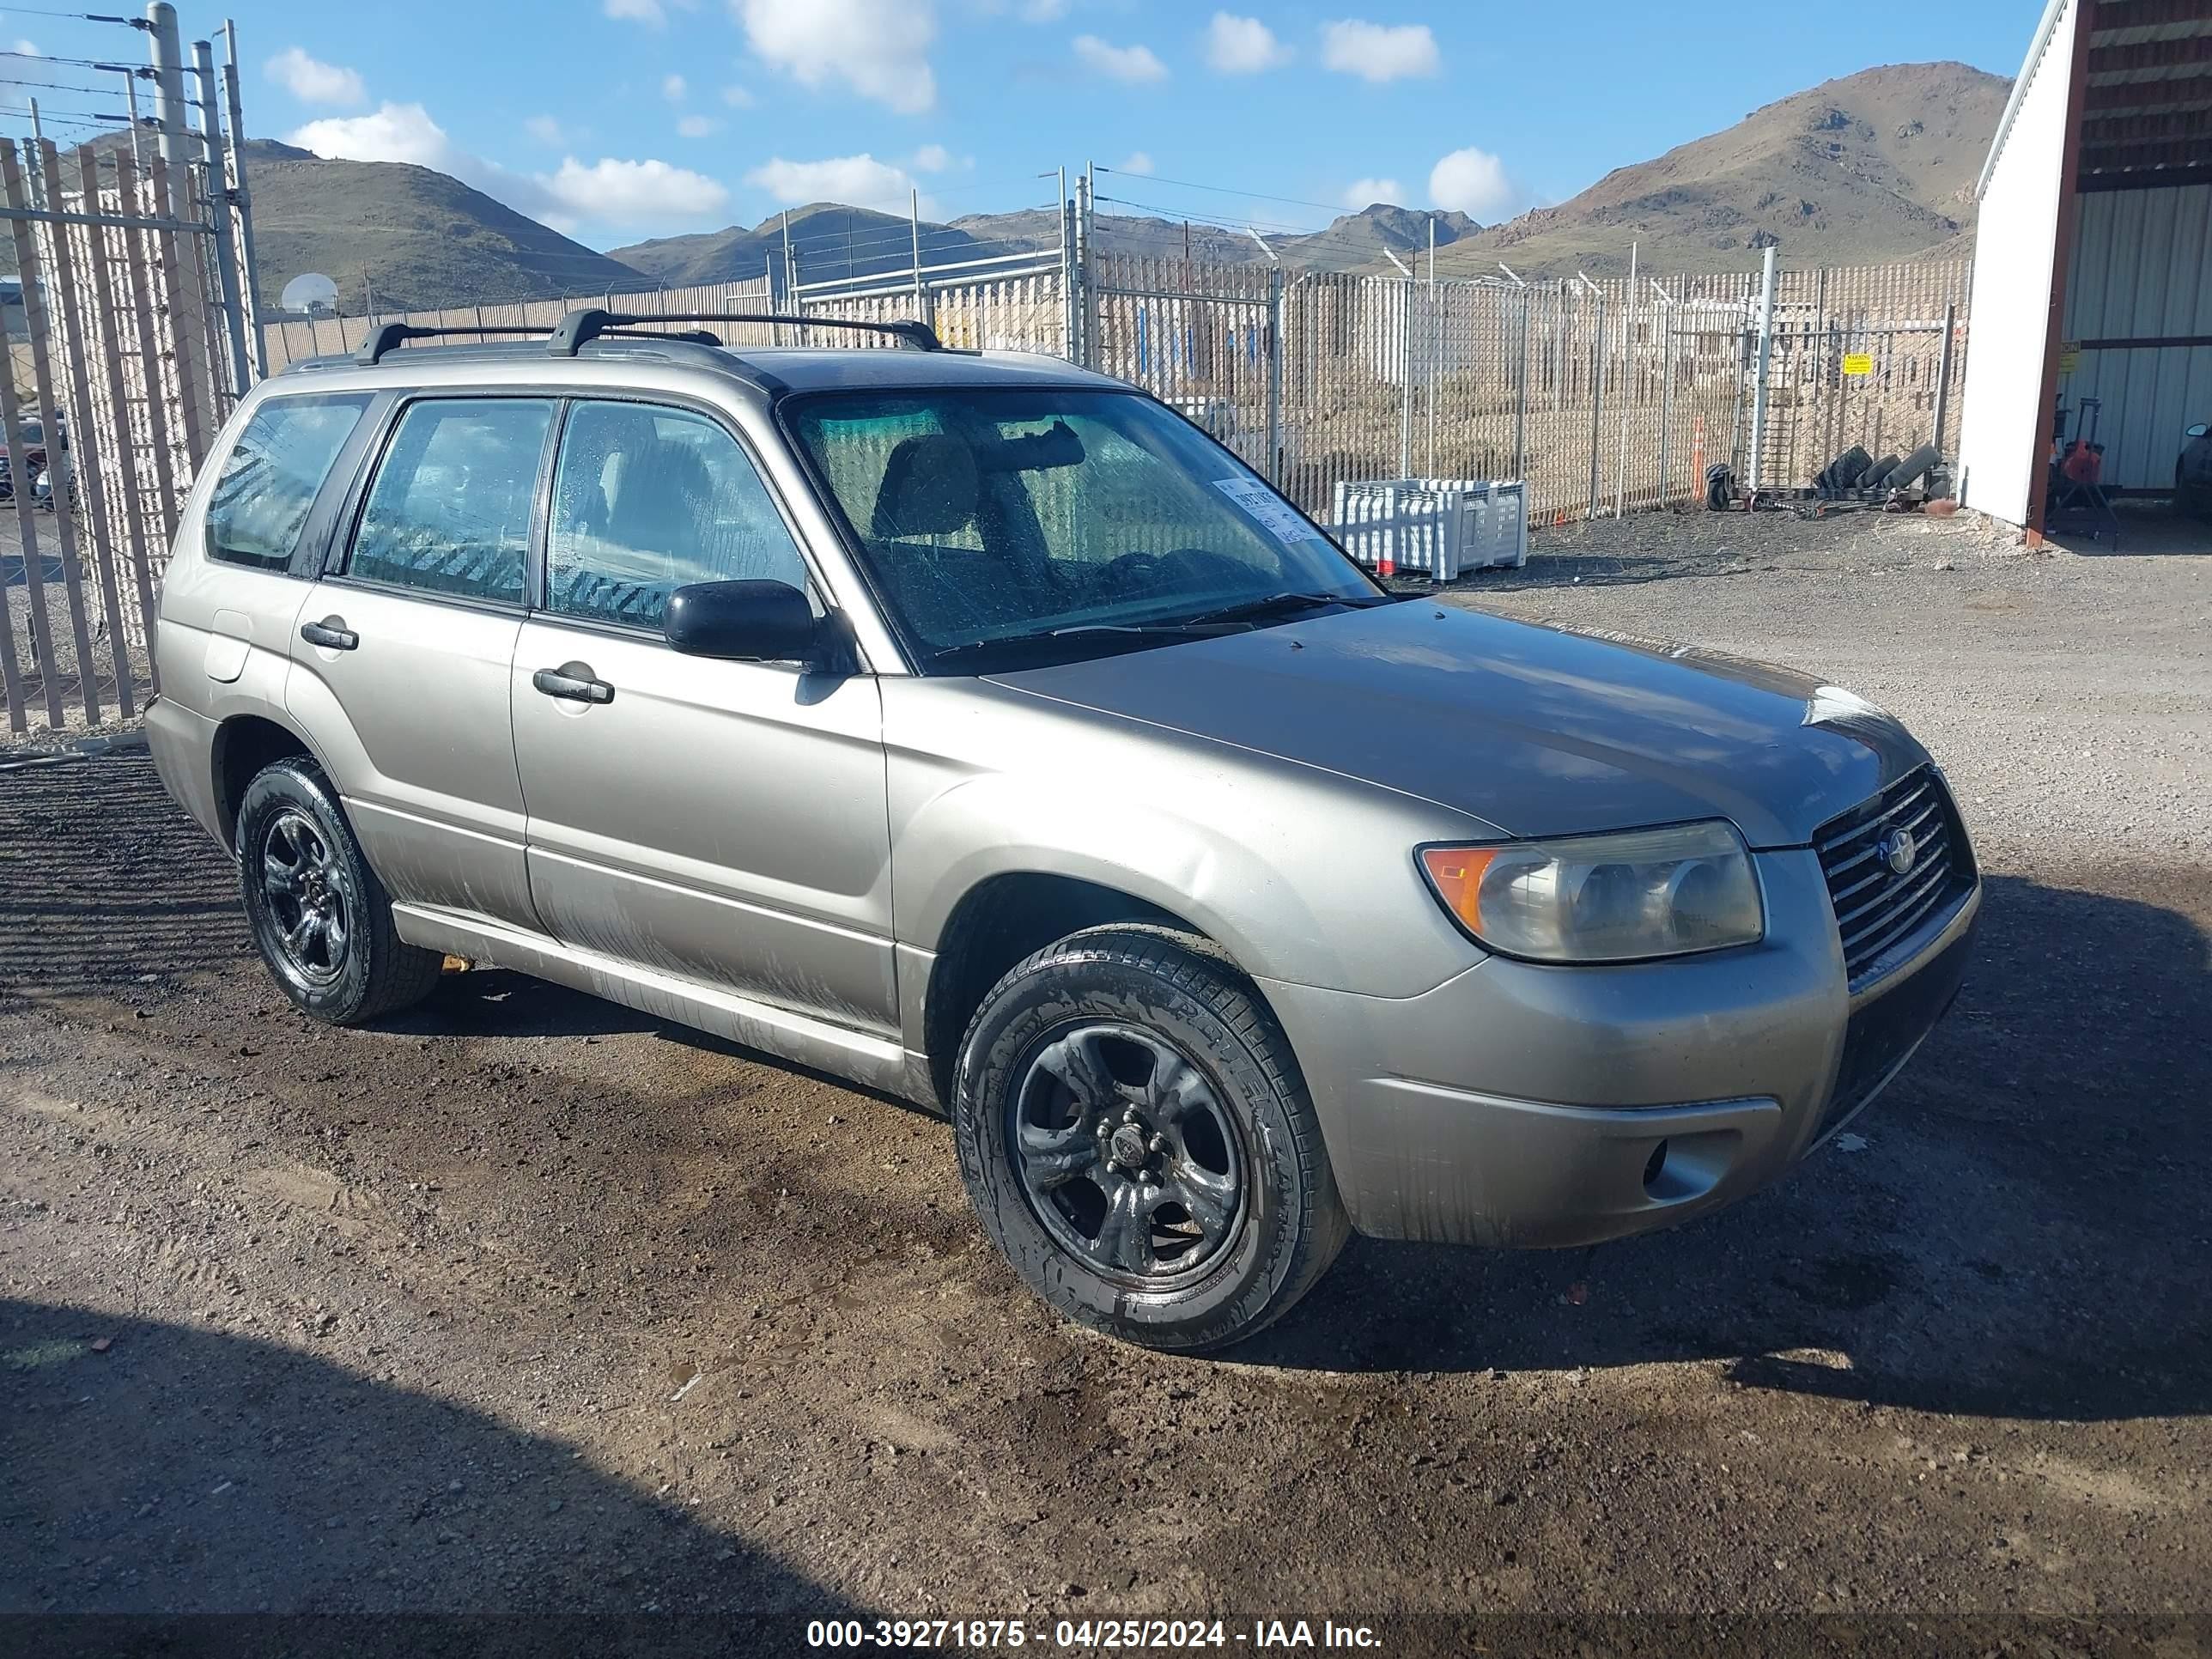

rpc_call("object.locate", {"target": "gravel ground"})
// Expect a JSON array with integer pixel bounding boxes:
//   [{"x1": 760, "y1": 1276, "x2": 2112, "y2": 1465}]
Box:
[{"x1": 3, "y1": 506, "x2": 2209, "y2": 1653}]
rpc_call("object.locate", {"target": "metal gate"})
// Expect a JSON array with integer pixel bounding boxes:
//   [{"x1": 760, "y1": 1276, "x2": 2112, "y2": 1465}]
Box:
[{"x1": 0, "y1": 136, "x2": 234, "y2": 736}]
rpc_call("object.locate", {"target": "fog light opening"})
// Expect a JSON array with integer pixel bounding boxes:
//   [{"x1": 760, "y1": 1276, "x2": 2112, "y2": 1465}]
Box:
[{"x1": 1643, "y1": 1139, "x2": 1670, "y2": 1194}]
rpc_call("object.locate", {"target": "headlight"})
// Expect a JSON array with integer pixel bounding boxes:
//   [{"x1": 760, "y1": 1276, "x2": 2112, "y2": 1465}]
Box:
[{"x1": 1419, "y1": 820, "x2": 1764, "y2": 963}]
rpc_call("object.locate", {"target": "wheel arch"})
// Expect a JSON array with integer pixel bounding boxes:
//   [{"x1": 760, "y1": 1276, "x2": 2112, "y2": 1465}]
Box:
[
  {"x1": 210, "y1": 712, "x2": 328, "y2": 852},
  {"x1": 919, "y1": 870, "x2": 1275, "y2": 1113}
]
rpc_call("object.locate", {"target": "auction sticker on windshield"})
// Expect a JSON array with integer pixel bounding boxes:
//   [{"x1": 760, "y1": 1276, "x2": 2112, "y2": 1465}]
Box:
[{"x1": 1213, "y1": 477, "x2": 1321, "y2": 544}]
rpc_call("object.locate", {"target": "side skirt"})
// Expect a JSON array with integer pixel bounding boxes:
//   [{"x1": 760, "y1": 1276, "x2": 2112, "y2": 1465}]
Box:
[{"x1": 391, "y1": 902, "x2": 927, "y2": 1102}]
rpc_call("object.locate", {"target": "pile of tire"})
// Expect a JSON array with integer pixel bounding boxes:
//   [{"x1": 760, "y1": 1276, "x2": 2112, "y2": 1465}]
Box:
[
  {"x1": 1814, "y1": 446, "x2": 1871, "y2": 496},
  {"x1": 1813, "y1": 442, "x2": 1942, "y2": 497}
]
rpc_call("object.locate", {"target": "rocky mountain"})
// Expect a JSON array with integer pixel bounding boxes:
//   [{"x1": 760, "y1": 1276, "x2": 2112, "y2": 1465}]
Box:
[
  {"x1": 1431, "y1": 62, "x2": 2009, "y2": 278},
  {"x1": 230, "y1": 141, "x2": 644, "y2": 312}
]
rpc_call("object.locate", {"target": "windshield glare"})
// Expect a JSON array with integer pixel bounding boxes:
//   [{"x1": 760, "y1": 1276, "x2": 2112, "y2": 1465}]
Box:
[{"x1": 787, "y1": 388, "x2": 1379, "y2": 665}]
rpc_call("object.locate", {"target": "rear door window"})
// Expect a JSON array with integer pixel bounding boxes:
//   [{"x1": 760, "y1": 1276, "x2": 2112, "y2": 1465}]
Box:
[
  {"x1": 204, "y1": 393, "x2": 372, "y2": 572},
  {"x1": 347, "y1": 398, "x2": 553, "y2": 604}
]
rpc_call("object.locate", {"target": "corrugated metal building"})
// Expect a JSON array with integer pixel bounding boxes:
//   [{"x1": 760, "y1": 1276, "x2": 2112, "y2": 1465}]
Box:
[{"x1": 1957, "y1": 0, "x2": 2212, "y2": 535}]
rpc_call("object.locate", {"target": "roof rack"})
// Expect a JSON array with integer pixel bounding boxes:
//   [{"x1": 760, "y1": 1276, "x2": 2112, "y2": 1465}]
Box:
[
  {"x1": 354, "y1": 321, "x2": 546, "y2": 366},
  {"x1": 546, "y1": 308, "x2": 939, "y2": 357},
  {"x1": 339, "y1": 309, "x2": 940, "y2": 370}
]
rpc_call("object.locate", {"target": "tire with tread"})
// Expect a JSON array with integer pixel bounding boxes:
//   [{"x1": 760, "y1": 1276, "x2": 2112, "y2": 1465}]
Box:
[
  {"x1": 952, "y1": 924, "x2": 1349, "y2": 1353},
  {"x1": 235, "y1": 757, "x2": 442, "y2": 1025}
]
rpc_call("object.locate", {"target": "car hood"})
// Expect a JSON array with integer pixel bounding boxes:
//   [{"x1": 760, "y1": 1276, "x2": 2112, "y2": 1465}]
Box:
[{"x1": 985, "y1": 601, "x2": 1929, "y2": 848}]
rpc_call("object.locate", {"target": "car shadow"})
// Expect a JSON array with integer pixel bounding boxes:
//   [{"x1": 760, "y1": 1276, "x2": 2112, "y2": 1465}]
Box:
[
  {"x1": 0, "y1": 1297, "x2": 870, "y2": 1638},
  {"x1": 1239, "y1": 869, "x2": 2212, "y2": 1424}
]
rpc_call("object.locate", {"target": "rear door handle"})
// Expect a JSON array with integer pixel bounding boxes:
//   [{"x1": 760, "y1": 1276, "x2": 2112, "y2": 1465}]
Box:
[
  {"x1": 300, "y1": 616, "x2": 358, "y2": 651},
  {"x1": 532, "y1": 661, "x2": 615, "y2": 705}
]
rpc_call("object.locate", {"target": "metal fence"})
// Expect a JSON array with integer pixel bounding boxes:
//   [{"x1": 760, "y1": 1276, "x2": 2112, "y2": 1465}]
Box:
[
  {"x1": 256, "y1": 229, "x2": 1972, "y2": 540},
  {"x1": 0, "y1": 136, "x2": 236, "y2": 736}
]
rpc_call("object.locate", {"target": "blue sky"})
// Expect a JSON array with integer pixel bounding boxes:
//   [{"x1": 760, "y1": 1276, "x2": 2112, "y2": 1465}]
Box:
[{"x1": 8, "y1": 2, "x2": 2039, "y2": 252}]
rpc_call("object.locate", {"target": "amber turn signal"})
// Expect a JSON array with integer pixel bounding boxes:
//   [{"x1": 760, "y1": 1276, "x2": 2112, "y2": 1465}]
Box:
[{"x1": 1419, "y1": 845, "x2": 1498, "y2": 933}]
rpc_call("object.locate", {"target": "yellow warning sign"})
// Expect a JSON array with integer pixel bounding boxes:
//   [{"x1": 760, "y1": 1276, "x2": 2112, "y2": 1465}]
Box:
[
  {"x1": 2057, "y1": 343, "x2": 2081, "y2": 374},
  {"x1": 1842, "y1": 352, "x2": 1874, "y2": 376}
]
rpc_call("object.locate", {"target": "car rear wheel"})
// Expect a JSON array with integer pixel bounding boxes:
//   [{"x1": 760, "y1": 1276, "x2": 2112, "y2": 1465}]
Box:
[
  {"x1": 235, "y1": 757, "x2": 442, "y2": 1025},
  {"x1": 952, "y1": 925, "x2": 1348, "y2": 1352}
]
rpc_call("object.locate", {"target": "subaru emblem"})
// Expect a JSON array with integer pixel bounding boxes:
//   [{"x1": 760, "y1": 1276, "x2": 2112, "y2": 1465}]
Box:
[{"x1": 1881, "y1": 826, "x2": 1917, "y2": 876}]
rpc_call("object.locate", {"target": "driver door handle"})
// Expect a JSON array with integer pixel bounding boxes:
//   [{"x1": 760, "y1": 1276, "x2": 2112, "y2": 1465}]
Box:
[
  {"x1": 532, "y1": 662, "x2": 615, "y2": 705},
  {"x1": 300, "y1": 616, "x2": 358, "y2": 651}
]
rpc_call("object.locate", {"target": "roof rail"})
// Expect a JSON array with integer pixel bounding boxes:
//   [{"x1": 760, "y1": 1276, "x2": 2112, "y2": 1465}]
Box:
[
  {"x1": 546, "y1": 308, "x2": 939, "y2": 357},
  {"x1": 354, "y1": 320, "x2": 546, "y2": 366}
]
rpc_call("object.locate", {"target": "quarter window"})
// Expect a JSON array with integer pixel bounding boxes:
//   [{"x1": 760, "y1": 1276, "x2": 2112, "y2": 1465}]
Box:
[
  {"x1": 545, "y1": 400, "x2": 808, "y2": 629},
  {"x1": 204, "y1": 393, "x2": 371, "y2": 572},
  {"x1": 348, "y1": 398, "x2": 553, "y2": 603}
]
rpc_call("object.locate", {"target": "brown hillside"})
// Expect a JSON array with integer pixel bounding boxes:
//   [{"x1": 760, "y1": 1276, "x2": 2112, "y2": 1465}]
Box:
[{"x1": 1433, "y1": 62, "x2": 2009, "y2": 279}]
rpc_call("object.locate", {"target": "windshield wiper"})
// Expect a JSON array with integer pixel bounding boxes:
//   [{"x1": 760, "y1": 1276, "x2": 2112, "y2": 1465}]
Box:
[
  {"x1": 1176, "y1": 591, "x2": 1382, "y2": 628},
  {"x1": 925, "y1": 621, "x2": 1241, "y2": 671},
  {"x1": 1046, "y1": 620, "x2": 1248, "y2": 640}
]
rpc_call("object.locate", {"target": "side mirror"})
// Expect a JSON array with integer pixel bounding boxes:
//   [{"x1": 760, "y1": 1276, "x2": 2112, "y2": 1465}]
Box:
[
  {"x1": 2187, "y1": 423, "x2": 2209, "y2": 441},
  {"x1": 664, "y1": 580, "x2": 818, "y2": 663}
]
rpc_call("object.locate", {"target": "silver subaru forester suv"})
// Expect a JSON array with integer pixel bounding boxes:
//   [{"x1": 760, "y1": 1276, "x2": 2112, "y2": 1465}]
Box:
[{"x1": 147, "y1": 310, "x2": 1980, "y2": 1352}]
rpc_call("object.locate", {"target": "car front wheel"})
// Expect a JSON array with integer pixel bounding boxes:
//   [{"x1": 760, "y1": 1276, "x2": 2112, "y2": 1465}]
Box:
[
  {"x1": 235, "y1": 757, "x2": 443, "y2": 1025},
  {"x1": 952, "y1": 925, "x2": 1348, "y2": 1352}
]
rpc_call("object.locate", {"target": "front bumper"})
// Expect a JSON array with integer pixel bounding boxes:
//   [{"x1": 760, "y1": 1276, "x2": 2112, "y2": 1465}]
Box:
[{"x1": 1261, "y1": 848, "x2": 1978, "y2": 1248}]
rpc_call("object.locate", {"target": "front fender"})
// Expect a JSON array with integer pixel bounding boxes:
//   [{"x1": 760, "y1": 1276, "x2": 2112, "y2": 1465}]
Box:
[{"x1": 883, "y1": 678, "x2": 1487, "y2": 1000}]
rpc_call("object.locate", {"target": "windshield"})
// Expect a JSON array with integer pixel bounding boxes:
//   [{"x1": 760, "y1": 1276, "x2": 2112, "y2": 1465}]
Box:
[{"x1": 786, "y1": 387, "x2": 1382, "y2": 669}]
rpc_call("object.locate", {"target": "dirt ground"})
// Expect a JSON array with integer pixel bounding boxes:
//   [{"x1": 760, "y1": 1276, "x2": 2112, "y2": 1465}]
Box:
[{"x1": 3, "y1": 504, "x2": 2209, "y2": 1654}]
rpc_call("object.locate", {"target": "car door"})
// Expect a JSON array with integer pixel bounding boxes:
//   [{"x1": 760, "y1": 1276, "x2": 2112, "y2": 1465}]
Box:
[
  {"x1": 508, "y1": 396, "x2": 896, "y2": 1036},
  {"x1": 285, "y1": 393, "x2": 556, "y2": 929}
]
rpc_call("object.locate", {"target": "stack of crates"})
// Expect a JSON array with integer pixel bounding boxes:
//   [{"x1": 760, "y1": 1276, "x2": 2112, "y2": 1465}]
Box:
[{"x1": 1329, "y1": 478, "x2": 1528, "y2": 580}]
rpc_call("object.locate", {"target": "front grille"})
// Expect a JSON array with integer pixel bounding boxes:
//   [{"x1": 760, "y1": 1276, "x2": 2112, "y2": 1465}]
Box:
[{"x1": 1814, "y1": 767, "x2": 1975, "y2": 988}]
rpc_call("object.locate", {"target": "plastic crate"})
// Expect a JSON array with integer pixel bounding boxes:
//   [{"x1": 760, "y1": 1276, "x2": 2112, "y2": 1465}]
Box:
[{"x1": 1330, "y1": 478, "x2": 1527, "y2": 580}]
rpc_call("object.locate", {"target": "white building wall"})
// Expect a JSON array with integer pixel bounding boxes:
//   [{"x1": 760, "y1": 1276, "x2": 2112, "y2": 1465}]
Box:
[
  {"x1": 1956, "y1": 0, "x2": 2080, "y2": 526},
  {"x1": 2058, "y1": 184, "x2": 2212, "y2": 490}
]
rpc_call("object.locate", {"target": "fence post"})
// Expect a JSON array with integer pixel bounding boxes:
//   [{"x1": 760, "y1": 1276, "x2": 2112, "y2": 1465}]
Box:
[
  {"x1": 1614, "y1": 242, "x2": 1636, "y2": 518},
  {"x1": 38, "y1": 139, "x2": 137, "y2": 717},
  {"x1": 1586, "y1": 289, "x2": 1604, "y2": 520},
  {"x1": 1515, "y1": 289, "x2": 1529, "y2": 483},
  {"x1": 220, "y1": 25, "x2": 268, "y2": 382},
  {"x1": 77, "y1": 147, "x2": 163, "y2": 682},
  {"x1": 1933, "y1": 299, "x2": 1958, "y2": 454},
  {"x1": 191, "y1": 36, "x2": 250, "y2": 398},
  {"x1": 1747, "y1": 243, "x2": 1778, "y2": 494},
  {"x1": 1657, "y1": 294, "x2": 1676, "y2": 505},
  {"x1": 1267, "y1": 264, "x2": 1284, "y2": 485},
  {"x1": 0, "y1": 142, "x2": 92, "y2": 726}
]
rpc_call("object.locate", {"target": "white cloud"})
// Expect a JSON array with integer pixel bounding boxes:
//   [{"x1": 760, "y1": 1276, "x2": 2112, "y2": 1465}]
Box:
[
  {"x1": 1206, "y1": 14, "x2": 1291, "y2": 74},
  {"x1": 1074, "y1": 35, "x2": 1167, "y2": 83},
  {"x1": 1116, "y1": 151, "x2": 1155, "y2": 176},
  {"x1": 544, "y1": 157, "x2": 729, "y2": 226},
  {"x1": 737, "y1": 0, "x2": 937, "y2": 115},
  {"x1": 1018, "y1": 0, "x2": 1066, "y2": 18},
  {"x1": 10, "y1": 39, "x2": 37, "y2": 58},
  {"x1": 1340, "y1": 176, "x2": 1402, "y2": 208},
  {"x1": 524, "y1": 114, "x2": 564, "y2": 146},
  {"x1": 662, "y1": 73, "x2": 688, "y2": 102},
  {"x1": 677, "y1": 113, "x2": 721, "y2": 137},
  {"x1": 721, "y1": 83, "x2": 756, "y2": 107},
  {"x1": 288, "y1": 103, "x2": 728, "y2": 234},
  {"x1": 289, "y1": 102, "x2": 457, "y2": 170},
  {"x1": 747, "y1": 153, "x2": 931, "y2": 216},
  {"x1": 910, "y1": 143, "x2": 951, "y2": 173},
  {"x1": 1320, "y1": 19, "x2": 1439, "y2": 82},
  {"x1": 605, "y1": 0, "x2": 666, "y2": 21},
  {"x1": 264, "y1": 46, "x2": 365, "y2": 106},
  {"x1": 1428, "y1": 147, "x2": 1514, "y2": 219}
]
